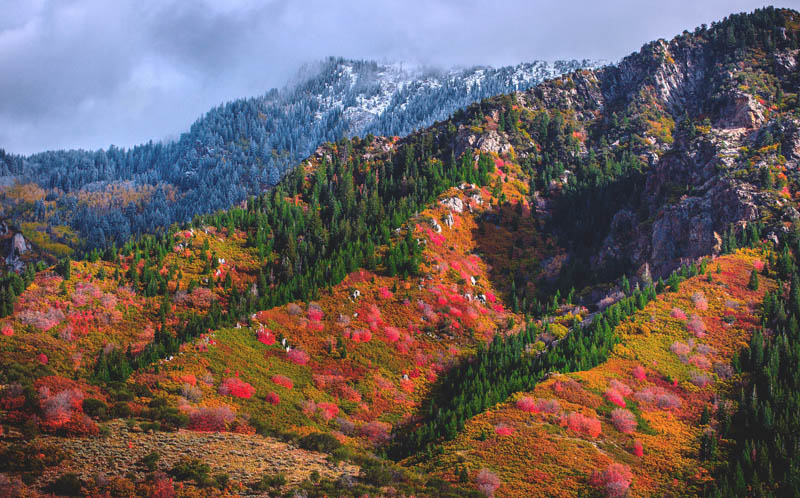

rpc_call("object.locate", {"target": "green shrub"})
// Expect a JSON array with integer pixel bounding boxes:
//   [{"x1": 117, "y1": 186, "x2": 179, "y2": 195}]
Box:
[
  {"x1": 360, "y1": 460, "x2": 396, "y2": 486},
  {"x1": 298, "y1": 433, "x2": 342, "y2": 453},
  {"x1": 213, "y1": 473, "x2": 230, "y2": 489},
  {"x1": 82, "y1": 398, "x2": 108, "y2": 419},
  {"x1": 254, "y1": 472, "x2": 286, "y2": 491},
  {"x1": 0, "y1": 442, "x2": 68, "y2": 472},
  {"x1": 329, "y1": 445, "x2": 354, "y2": 463},
  {"x1": 140, "y1": 451, "x2": 160, "y2": 471},
  {"x1": 170, "y1": 457, "x2": 212, "y2": 487},
  {"x1": 48, "y1": 473, "x2": 82, "y2": 496},
  {"x1": 110, "y1": 401, "x2": 131, "y2": 418}
]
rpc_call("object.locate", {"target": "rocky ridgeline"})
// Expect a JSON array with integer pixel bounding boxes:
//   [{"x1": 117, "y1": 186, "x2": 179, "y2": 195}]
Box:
[{"x1": 450, "y1": 12, "x2": 800, "y2": 280}]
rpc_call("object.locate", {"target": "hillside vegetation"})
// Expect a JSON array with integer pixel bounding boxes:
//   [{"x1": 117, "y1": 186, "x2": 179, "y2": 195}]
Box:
[{"x1": 0, "y1": 6, "x2": 799, "y2": 497}]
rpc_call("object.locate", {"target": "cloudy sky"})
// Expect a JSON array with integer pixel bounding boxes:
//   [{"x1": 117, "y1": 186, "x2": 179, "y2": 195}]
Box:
[{"x1": 0, "y1": 0, "x2": 789, "y2": 154}]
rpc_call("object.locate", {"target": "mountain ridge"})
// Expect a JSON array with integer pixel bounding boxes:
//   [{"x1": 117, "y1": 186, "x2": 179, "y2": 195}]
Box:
[{"x1": 0, "y1": 56, "x2": 599, "y2": 253}]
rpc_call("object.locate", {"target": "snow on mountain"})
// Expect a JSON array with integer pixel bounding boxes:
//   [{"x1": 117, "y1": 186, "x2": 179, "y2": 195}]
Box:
[{"x1": 288, "y1": 57, "x2": 604, "y2": 139}]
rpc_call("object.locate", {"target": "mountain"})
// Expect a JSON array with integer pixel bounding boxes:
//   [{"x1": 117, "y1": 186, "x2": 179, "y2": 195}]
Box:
[
  {"x1": 0, "y1": 6, "x2": 799, "y2": 497},
  {"x1": 0, "y1": 57, "x2": 598, "y2": 253}
]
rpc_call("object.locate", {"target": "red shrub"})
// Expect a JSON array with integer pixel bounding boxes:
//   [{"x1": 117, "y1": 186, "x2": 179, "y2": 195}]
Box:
[
  {"x1": 271, "y1": 375, "x2": 293, "y2": 389},
  {"x1": 218, "y1": 378, "x2": 255, "y2": 399},
  {"x1": 535, "y1": 398, "x2": 561, "y2": 414},
  {"x1": 517, "y1": 396, "x2": 560, "y2": 414},
  {"x1": 256, "y1": 330, "x2": 275, "y2": 346},
  {"x1": 150, "y1": 475, "x2": 176, "y2": 498},
  {"x1": 494, "y1": 423, "x2": 514, "y2": 436},
  {"x1": 1, "y1": 325, "x2": 13, "y2": 337},
  {"x1": 188, "y1": 406, "x2": 235, "y2": 432},
  {"x1": 687, "y1": 314, "x2": 706, "y2": 337},
  {"x1": 189, "y1": 287, "x2": 214, "y2": 308},
  {"x1": 633, "y1": 439, "x2": 644, "y2": 457},
  {"x1": 180, "y1": 374, "x2": 197, "y2": 386},
  {"x1": 37, "y1": 353, "x2": 48, "y2": 365},
  {"x1": 308, "y1": 309, "x2": 324, "y2": 322},
  {"x1": 301, "y1": 399, "x2": 317, "y2": 417},
  {"x1": 635, "y1": 387, "x2": 682, "y2": 411},
  {"x1": 611, "y1": 408, "x2": 637, "y2": 434},
  {"x1": 692, "y1": 292, "x2": 708, "y2": 311},
  {"x1": 605, "y1": 388, "x2": 626, "y2": 407},
  {"x1": 590, "y1": 463, "x2": 633, "y2": 498},
  {"x1": 564, "y1": 412, "x2": 602, "y2": 437},
  {"x1": 691, "y1": 372, "x2": 712, "y2": 388},
  {"x1": 516, "y1": 396, "x2": 537, "y2": 413},
  {"x1": 631, "y1": 365, "x2": 647, "y2": 381},
  {"x1": 359, "y1": 420, "x2": 391, "y2": 444},
  {"x1": 383, "y1": 326, "x2": 401, "y2": 343},
  {"x1": 58, "y1": 413, "x2": 99, "y2": 436},
  {"x1": 753, "y1": 260, "x2": 765, "y2": 271},
  {"x1": 41, "y1": 388, "x2": 84, "y2": 426},
  {"x1": 318, "y1": 402, "x2": 339, "y2": 421},
  {"x1": 265, "y1": 392, "x2": 280, "y2": 405},
  {"x1": 351, "y1": 329, "x2": 372, "y2": 343},
  {"x1": 670, "y1": 341, "x2": 692, "y2": 356},
  {"x1": 378, "y1": 287, "x2": 393, "y2": 300},
  {"x1": 609, "y1": 379, "x2": 632, "y2": 396},
  {"x1": 287, "y1": 349, "x2": 310, "y2": 365},
  {"x1": 670, "y1": 307, "x2": 687, "y2": 320},
  {"x1": 475, "y1": 468, "x2": 501, "y2": 497},
  {"x1": 339, "y1": 385, "x2": 362, "y2": 402},
  {"x1": 689, "y1": 354, "x2": 711, "y2": 370}
]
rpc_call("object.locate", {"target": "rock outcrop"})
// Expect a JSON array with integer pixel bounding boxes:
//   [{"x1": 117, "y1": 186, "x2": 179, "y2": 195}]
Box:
[{"x1": 5, "y1": 232, "x2": 29, "y2": 272}]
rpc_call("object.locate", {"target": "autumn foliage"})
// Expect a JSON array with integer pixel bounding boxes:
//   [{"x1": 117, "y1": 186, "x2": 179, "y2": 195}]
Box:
[
  {"x1": 562, "y1": 412, "x2": 602, "y2": 437},
  {"x1": 590, "y1": 463, "x2": 633, "y2": 497},
  {"x1": 218, "y1": 377, "x2": 255, "y2": 399}
]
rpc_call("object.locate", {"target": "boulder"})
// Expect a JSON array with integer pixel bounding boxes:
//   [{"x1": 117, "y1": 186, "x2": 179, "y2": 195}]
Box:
[
  {"x1": 7, "y1": 233, "x2": 28, "y2": 261},
  {"x1": 440, "y1": 197, "x2": 464, "y2": 213}
]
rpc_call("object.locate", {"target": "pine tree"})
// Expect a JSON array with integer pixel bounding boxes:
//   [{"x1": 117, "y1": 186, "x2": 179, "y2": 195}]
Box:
[{"x1": 749, "y1": 269, "x2": 760, "y2": 290}]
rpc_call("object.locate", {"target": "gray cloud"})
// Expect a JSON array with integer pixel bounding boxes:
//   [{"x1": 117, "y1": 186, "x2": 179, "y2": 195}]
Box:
[{"x1": 0, "y1": 0, "x2": 788, "y2": 154}]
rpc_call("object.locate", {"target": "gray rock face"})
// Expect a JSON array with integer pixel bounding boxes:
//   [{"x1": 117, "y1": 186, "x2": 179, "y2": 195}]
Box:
[
  {"x1": 527, "y1": 36, "x2": 800, "y2": 280},
  {"x1": 595, "y1": 124, "x2": 774, "y2": 276},
  {"x1": 8, "y1": 233, "x2": 27, "y2": 259},
  {"x1": 716, "y1": 91, "x2": 766, "y2": 129},
  {"x1": 440, "y1": 197, "x2": 464, "y2": 213},
  {"x1": 648, "y1": 180, "x2": 762, "y2": 273},
  {"x1": 455, "y1": 126, "x2": 513, "y2": 158},
  {"x1": 5, "y1": 232, "x2": 29, "y2": 272}
]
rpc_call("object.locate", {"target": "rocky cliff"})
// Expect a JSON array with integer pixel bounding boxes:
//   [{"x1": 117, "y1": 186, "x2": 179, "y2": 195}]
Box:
[{"x1": 450, "y1": 7, "x2": 800, "y2": 285}]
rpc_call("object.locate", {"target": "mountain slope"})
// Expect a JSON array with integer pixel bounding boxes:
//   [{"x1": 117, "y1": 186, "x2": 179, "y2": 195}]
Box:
[
  {"x1": 411, "y1": 250, "x2": 767, "y2": 496},
  {"x1": 0, "y1": 6, "x2": 799, "y2": 497},
  {"x1": 0, "y1": 57, "x2": 597, "y2": 252}
]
